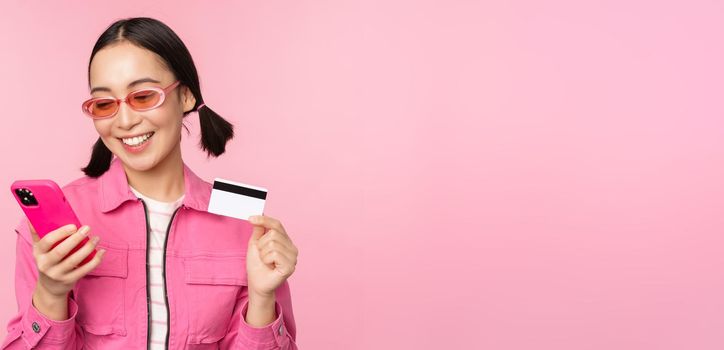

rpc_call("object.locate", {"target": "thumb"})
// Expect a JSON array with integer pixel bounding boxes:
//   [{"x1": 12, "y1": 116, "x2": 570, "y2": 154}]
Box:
[
  {"x1": 250, "y1": 224, "x2": 265, "y2": 243},
  {"x1": 27, "y1": 222, "x2": 39, "y2": 243}
]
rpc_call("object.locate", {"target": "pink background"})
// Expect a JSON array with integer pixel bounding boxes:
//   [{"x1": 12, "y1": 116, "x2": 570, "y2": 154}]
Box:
[{"x1": 1, "y1": 1, "x2": 723, "y2": 349}]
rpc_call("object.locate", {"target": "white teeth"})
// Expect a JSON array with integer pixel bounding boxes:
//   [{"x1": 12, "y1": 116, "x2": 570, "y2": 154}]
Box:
[{"x1": 122, "y1": 132, "x2": 153, "y2": 146}]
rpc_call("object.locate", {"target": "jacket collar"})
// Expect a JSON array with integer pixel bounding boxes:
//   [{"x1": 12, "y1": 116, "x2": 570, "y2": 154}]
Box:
[{"x1": 98, "y1": 157, "x2": 210, "y2": 213}]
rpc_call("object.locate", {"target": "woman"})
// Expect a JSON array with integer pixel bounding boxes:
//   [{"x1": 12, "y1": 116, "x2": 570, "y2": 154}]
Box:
[{"x1": 1, "y1": 17, "x2": 299, "y2": 349}]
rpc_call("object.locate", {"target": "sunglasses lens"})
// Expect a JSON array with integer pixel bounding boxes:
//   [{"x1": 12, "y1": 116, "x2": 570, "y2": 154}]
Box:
[
  {"x1": 86, "y1": 99, "x2": 118, "y2": 118},
  {"x1": 128, "y1": 89, "x2": 162, "y2": 110}
]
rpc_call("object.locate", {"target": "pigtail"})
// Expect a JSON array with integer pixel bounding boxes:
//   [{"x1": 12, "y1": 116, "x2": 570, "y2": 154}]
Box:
[
  {"x1": 196, "y1": 104, "x2": 234, "y2": 157},
  {"x1": 81, "y1": 137, "x2": 113, "y2": 178}
]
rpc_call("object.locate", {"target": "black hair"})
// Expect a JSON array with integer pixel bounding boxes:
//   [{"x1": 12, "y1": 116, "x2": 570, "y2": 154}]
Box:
[{"x1": 82, "y1": 17, "x2": 234, "y2": 177}]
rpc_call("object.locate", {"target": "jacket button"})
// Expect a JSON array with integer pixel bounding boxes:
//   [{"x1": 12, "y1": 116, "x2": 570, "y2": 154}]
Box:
[
  {"x1": 31, "y1": 322, "x2": 41, "y2": 333},
  {"x1": 278, "y1": 324, "x2": 283, "y2": 335}
]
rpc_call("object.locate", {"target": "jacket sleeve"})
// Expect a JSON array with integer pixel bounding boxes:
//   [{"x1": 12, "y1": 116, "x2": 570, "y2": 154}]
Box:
[
  {"x1": 219, "y1": 279, "x2": 298, "y2": 349},
  {"x1": 1, "y1": 218, "x2": 84, "y2": 349}
]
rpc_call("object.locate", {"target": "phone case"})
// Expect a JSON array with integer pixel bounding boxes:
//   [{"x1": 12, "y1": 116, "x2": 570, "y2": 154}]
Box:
[{"x1": 11, "y1": 180, "x2": 96, "y2": 265}]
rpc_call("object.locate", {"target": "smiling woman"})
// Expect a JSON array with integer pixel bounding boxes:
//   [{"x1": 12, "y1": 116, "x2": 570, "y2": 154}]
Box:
[
  {"x1": 80, "y1": 18, "x2": 233, "y2": 180},
  {"x1": 85, "y1": 39, "x2": 193, "y2": 178},
  {"x1": 2, "y1": 17, "x2": 299, "y2": 350}
]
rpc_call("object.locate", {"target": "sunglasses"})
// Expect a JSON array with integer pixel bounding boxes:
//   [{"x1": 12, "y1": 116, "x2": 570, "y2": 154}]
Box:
[{"x1": 81, "y1": 81, "x2": 181, "y2": 119}]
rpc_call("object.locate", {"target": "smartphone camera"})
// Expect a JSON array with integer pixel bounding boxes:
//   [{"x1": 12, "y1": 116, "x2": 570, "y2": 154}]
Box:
[{"x1": 15, "y1": 188, "x2": 38, "y2": 206}]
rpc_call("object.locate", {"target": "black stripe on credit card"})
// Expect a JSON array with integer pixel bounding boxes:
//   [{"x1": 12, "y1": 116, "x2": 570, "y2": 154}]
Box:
[{"x1": 213, "y1": 181, "x2": 267, "y2": 200}]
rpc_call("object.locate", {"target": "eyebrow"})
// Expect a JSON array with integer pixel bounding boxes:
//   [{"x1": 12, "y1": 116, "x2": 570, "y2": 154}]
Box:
[{"x1": 90, "y1": 77, "x2": 161, "y2": 94}]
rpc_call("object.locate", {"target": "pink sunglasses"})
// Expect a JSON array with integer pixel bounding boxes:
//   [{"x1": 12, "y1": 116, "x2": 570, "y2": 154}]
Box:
[{"x1": 82, "y1": 81, "x2": 181, "y2": 119}]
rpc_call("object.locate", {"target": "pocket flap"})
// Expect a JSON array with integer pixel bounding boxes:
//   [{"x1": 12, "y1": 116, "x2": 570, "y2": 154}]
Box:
[
  {"x1": 80, "y1": 323, "x2": 125, "y2": 336},
  {"x1": 183, "y1": 255, "x2": 247, "y2": 286},
  {"x1": 87, "y1": 242, "x2": 128, "y2": 278}
]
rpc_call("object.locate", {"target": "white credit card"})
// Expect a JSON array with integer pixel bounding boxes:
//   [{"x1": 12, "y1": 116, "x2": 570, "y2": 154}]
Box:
[{"x1": 207, "y1": 178, "x2": 267, "y2": 221}]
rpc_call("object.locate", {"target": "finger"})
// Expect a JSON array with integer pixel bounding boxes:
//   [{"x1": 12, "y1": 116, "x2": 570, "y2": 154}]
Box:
[
  {"x1": 259, "y1": 240, "x2": 295, "y2": 260},
  {"x1": 248, "y1": 215, "x2": 286, "y2": 234},
  {"x1": 56, "y1": 236, "x2": 100, "y2": 273},
  {"x1": 257, "y1": 229, "x2": 288, "y2": 247},
  {"x1": 259, "y1": 232, "x2": 298, "y2": 258},
  {"x1": 64, "y1": 249, "x2": 106, "y2": 282},
  {"x1": 260, "y1": 249, "x2": 296, "y2": 276},
  {"x1": 34, "y1": 224, "x2": 78, "y2": 253},
  {"x1": 28, "y1": 222, "x2": 39, "y2": 243},
  {"x1": 258, "y1": 236, "x2": 296, "y2": 257},
  {"x1": 46, "y1": 226, "x2": 91, "y2": 264}
]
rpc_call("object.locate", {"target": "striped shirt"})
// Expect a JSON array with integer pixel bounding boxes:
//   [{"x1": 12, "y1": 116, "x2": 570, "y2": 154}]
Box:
[{"x1": 130, "y1": 186, "x2": 184, "y2": 350}]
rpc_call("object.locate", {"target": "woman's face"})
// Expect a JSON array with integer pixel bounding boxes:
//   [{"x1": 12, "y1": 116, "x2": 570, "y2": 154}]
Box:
[{"x1": 88, "y1": 41, "x2": 195, "y2": 172}]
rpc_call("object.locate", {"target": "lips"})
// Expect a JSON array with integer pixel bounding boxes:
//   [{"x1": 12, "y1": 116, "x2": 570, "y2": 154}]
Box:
[{"x1": 119, "y1": 132, "x2": 155, "y2": 147}]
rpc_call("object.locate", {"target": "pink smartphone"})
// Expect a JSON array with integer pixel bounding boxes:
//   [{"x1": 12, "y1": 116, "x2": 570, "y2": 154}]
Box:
[{"x1": 10, "y1": 180, "x2": 96, "y2": 266}]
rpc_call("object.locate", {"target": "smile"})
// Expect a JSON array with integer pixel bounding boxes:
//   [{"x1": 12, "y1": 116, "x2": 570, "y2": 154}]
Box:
[{"x1": 120, "y1": 132, "x2": 155, "y2": 147}]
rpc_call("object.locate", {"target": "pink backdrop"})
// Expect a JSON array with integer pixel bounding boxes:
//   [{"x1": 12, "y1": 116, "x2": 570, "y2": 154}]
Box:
[{"x1": 1, "y1": 1, "x2": 723, "y2": 349}]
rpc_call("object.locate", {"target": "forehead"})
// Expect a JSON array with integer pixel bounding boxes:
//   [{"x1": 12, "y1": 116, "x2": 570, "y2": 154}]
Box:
[{"x1": 89, "y1": 41, "x2": 173, "y2": 92}]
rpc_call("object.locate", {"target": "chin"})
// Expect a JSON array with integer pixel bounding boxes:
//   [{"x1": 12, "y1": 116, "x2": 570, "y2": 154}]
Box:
[{"x1": 117, "y1": 153, "x2": 160, "y2": 172}]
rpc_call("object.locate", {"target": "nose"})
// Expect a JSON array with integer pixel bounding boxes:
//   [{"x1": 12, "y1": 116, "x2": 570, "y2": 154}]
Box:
[{"x1": 115, "y1": 100, "x2": 142, "y2": 130}]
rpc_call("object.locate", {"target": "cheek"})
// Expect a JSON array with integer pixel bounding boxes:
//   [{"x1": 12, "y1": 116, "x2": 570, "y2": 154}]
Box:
[
  {"x1": 150, "y1": 110, "x2": 184, "y2": 132},
  {"x1": 93, "y1": 120, "x2": 113, "y2": 137}
]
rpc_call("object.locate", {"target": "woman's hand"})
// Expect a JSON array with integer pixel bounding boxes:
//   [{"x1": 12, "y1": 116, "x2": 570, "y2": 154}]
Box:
[
  {"x1": 29, "y1": 223, "x2": 106, "y2": 320},
  {"x1": 246, "y1": 215, "x2": 298, "y2": 299}
]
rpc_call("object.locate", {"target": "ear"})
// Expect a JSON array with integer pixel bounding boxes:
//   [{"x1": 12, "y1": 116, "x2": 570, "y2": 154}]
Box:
[{"x1": 180, "y1": 85, "x2": 197, "y2": 113}]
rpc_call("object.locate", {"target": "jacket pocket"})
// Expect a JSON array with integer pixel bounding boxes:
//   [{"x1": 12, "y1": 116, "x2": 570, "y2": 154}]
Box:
[
  {"x1": 183, "y1": 254, "x2": 247, "y2": 345},
  {"x1": 75, "y1": 241, "x2": 128, "y2": 337}
]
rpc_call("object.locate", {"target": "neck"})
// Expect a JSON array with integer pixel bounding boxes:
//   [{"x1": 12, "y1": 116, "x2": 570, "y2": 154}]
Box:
[{"x1": 122, "y1": 144, "x2": 185, "y2": 202}]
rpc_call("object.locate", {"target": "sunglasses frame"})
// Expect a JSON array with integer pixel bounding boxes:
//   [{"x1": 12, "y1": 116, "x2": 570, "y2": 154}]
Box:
[{"x1": 81, "y1": 80, "x2": 181, "y2": 119}]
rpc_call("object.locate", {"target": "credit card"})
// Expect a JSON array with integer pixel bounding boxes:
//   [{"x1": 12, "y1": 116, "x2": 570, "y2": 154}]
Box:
[{"x1": 207, "y1": 178, "x2": 267, "y2": 221}]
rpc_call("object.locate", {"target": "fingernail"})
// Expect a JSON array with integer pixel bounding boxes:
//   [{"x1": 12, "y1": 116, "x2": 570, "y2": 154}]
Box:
[
  {"x1": 78, "y1": 226, "x2": 90, "y2": 236},
  {"x1": 249, "y1": 216, "x2": 259, "y2": 223},
  {"x1": 91, "y1": 236, "x2": 100, "y2": 244}
]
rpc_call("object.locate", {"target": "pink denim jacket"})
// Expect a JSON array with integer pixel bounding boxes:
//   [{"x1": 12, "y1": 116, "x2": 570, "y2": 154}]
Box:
[{"x1": 2, "y1": 158, "x2": 298, "y2": 349}]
